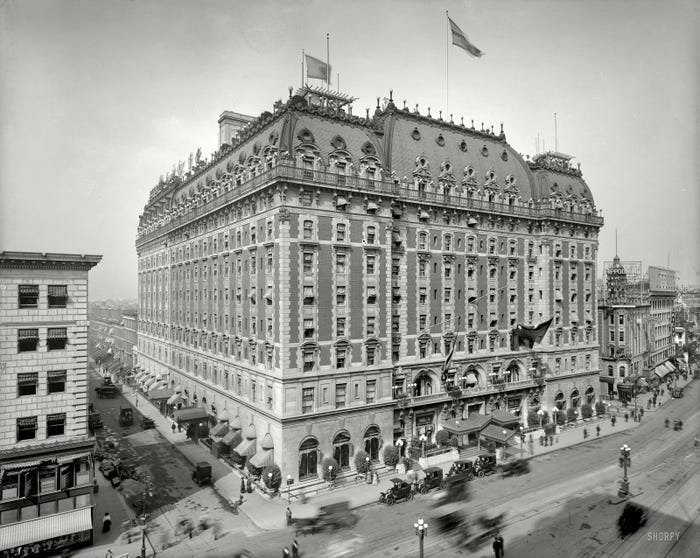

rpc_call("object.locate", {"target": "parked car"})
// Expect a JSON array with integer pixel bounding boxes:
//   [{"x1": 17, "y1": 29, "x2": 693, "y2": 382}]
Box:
[
  {"x1": 670, "y1": 388, "x2": 684, "y2": 399},
  {"x1": 94, "y1": 385, "x2": 119, "y2": 398},
  {"x1": 141, "y1": 417, "x2": 156, "y2": 430},
  {"x1": 418, "y1": 467, "x2": 444, "y2": 494},
  {"x1": 317, "y1": 500, "x2": 358, "y2": 530},
  {"x1": 192, "y1": 462, "x2": 212, "y2": 486},
  {"x1": 379, "y1": 478, "x2": 414, "y2": 505},
  {"x1": 99, "y1": 460, "x2": 118, "y2": 480},
  {"x1": 473, "y1": 454, "x2": 497, "y2": 477},
  {"x1": 119, "y1": 407, "x2": 134, "y2": 427},
  {"x1": 446, "y1": 459, "x2": 475, "y2": 481},
  {"x1": 500, "y1": 458, "x2": 530, "y2": 477}
]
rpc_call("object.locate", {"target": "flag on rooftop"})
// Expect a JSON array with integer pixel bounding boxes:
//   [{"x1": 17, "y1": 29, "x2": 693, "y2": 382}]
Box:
[
  {"x1": 305, "y1": 54, "x2": 330, "y2": 81},
  {"x1": 448, "y1": 16, "x2": 484, "y2": 58}
]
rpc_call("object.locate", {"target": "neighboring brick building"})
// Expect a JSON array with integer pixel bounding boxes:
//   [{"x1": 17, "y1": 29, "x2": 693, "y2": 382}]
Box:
[
  {"x1": 0, "y1": 251, "x2": 101, "y2": 556},
  {"x1": 89, "y1": 304, "x2": 138, "y2": 374},
  {"x1": 135, "y1": 86, "x2": 604, "y2": 483}
]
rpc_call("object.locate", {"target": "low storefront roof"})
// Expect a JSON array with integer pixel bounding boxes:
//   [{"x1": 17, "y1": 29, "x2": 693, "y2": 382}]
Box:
[
  {"x1": 210, "y1": 423, "x2": 229, "y2": 438},
  {"x1": 173, "y1": 407, "x2": 209, "y2": 423},
  {"x1": 149, "y1": 388, "x2": 174, "y2": 401},
  {"x1": 0, "y1": 507, "x2": 92, "y2": 551},
  {"x1": 249, "y1": 448, "x2": 274, "y2": 468},
  {"x1": 479, "y1": 425, "x2": 516, "y2": 444},
  {"x1": 234, "y1": 438, "x2": 256, "y2": 457},
  {"x1": 488, "y1": 410, "x2": 521, "y2": 427},
  {"x1": 442, "y1": 415, "x2": 490, "y2": 434}
]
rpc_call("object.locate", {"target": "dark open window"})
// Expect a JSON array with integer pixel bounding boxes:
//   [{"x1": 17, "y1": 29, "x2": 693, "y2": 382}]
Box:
[
  {"x1": 48, "y1": 370, "x2": 67, "y2": 393},
  {"x1": 17, "y1": 417, "x2": 38, "y2": 442},
  {"x1": 47, "y1": 328, "x2": 68, "y2": 351},
  {"x1": 18, "y1": 329, "x2": 39, "y2": 352},
  {"x1": 48, "y1": 285, "x2": 68, "y2": 308},
  {"x1": 17, "y1": 372, "x2": 38, "y2": 396},
  {"x1": 18, "y1": 285, "x2": 39, "y2": 308},
  {"x1": 47, "y1": 413, "x2": 66, "y2": 437}
]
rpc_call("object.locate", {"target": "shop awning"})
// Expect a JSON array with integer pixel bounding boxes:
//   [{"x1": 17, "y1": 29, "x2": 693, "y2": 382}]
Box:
[
  {"x1": 167, "y1": 393, "x2": 183, "y2": 406},
  {"x1": 488, "y1": 410, "x2": 521, "y2": 428},
  {"x1": 56, "y1": 452, "x2": 92, "y2": 464},
  {"x1": 149, "y1": 388, "x2": 174, "y2": 401},
  {"x1": 222, "y1": 430, "x2": 242, "y2": 446},
  {"x1": 249, "y1": 448, "x2": 274, "y2": 468},
  {"x1": 479, "y1": 425, "x2": 516, "y2": 444},
  {"x1": 653, "y1": 362, "x2": 673, "y2": 379},
  {"x1": 442, "y1": 415, "x2": 490, "y2": 434},
  {"x1": 234, "y1": 438, "x2": 257, "y2": 457},
  {"x1": 210, "y1": 423, "x2": 229, "y2": 438},
  {"x1": 0, "y1": 507, "x2": 92, "y2": 551},
  {"x1": 173, "y1": 407, "x2": 208, "y2": 423}
]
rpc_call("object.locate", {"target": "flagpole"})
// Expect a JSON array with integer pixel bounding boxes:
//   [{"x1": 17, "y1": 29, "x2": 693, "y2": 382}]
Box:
[
  {"x1": 446, "y1": 11, "x2": 449, "y2": 117},
  {"x1": 301, "y1": 49, "x2": 305, "y2": 88},
  {"x1": 326, "y1": 33, "x2": 330, "y2": 89}
]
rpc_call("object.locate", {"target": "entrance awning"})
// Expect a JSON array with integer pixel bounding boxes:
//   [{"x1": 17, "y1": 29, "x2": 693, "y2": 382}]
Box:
[
  {"x1": 234, "y1": 438, "x2": 257, "y2": 457},
  {"x1": 488, "y1": 410, "x2": 521, "y2": 428},
  {"x1": 149, "y1": 388, "x2": 174, "y2": 401},
  {"x1": 442, "y1": 415, "x2": 490, "y2": 434},
  {"x1": 210, "y1": 423, "x2": 229, "y2": 438},
  {"x1": 0, "y1": 507, "x2": 92, "y2": 551},
  {"x1": 222, "y1": 430, "x2": 242, "y2": 446},
  {"x1": 249, "y1": 448, "x2": 274, "y2": 468},
  {"x1": 479, "y1": 425, "x2": 516, "y2": 444},
  {"x1": 167, "y1": 393, "x2": 182, "y2": 406},
  {"x1": 173, "y1": 407, "x2": 209, "y2": 423},
  {"x1": 653, "y1": 362, "x2": 673, "y2": 379}
]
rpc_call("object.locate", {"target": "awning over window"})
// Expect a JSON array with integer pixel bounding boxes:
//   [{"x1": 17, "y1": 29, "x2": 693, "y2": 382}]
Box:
[
  {"x1": 210, "y1": 423, "x2": 229, "y2": 438},
  {"x1": 167, "y1": 393, "x2": 182, "y2": 406},
  {"x1": 335, "y1": 196, "x2": 348, "y2": 207},
  {"x1": 18, "y1": 285, "x2": 39, "y2": 294},
  {"x1": 48, "y1": 285, "x2": 68, "y2": 297},
  {"x1": 173, "y1": 407, "x2": 209, "y2": 423},
  {"x1": 229, "y1": 416, "x2": 242, "y2": 430},
  {"x1": 56, "y1": 452, "x2": 92, "y2": 464},
  {"x1": 234, "y1": 438, "x2": 257, "y2": 457},
  {"x1": 0, "y1": 507, "x2": 92, "y2": 551},
  {"x1": 249, "y1": 448, "x2": 274, "y2": 468},
  {"x1": 149, "y1": 388, "x2": 174, "y2": 401},
  {"x1": 367, "y1": 201, "x2": 378, "y2": 211}
]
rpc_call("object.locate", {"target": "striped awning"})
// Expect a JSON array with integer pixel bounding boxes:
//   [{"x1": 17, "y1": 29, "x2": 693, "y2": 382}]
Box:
[
  {"x1": 167, "y1": 393, "x2": 183, "y2": 406},
  {"x1": 56, "y1": 452, "x2": 92, "y2": 464},
  {"x1": 0, "y1": 507, "x2": 92, "y2": 551},
  {"x1": 234, "y1": 438, "x2": 256, "y2": 457},
  {"x1": 248, "y1": 448, "x2": 274, "y2": 468}
]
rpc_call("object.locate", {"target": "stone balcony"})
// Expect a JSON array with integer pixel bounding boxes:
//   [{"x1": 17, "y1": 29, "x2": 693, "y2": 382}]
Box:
[{"x1": 397, "y1": 378, "x2": 538, "y2": 408}]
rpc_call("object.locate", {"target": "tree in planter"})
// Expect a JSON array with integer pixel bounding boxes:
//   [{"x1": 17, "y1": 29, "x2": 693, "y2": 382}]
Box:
[
  {"x1": 580, "y1": 403, "x2": 593, "y2": 419},
  {"x1": 447, "y1": 437, "x2": 459, "y2": 448},
  {"x1": 382, "y1": 445, "x2": 400, "y2": 470},
  {"x1": 353, "y1": 450, "x2": 370, "y2": 474},
  {"x1": 555, "y1": 410, "x2": 567, "y2": 426},
  {"x1": 543, "y1": 423, "x2": 556, "y2": 437},
  {"x1": 407, "y1": 446, "x2": 422, "y2": 460},
  {"x1": 566, "y1": 407, "x2": 578, "y2": 423},
  {"x1": 321, "y1": 457, "x2": 339, "y2": 481},
  {"x1": 435, "y1": 429, "x2": 450, "y2": 447},
  {"x1": 527, "y1": 409, "x2": 541, "y2": 428},
  {"x1": 262, "y1": 464, "x2": 282, "y2": 491},
  {"x1": 595, "y1": 401, "x2": 607, "y2": 415}
]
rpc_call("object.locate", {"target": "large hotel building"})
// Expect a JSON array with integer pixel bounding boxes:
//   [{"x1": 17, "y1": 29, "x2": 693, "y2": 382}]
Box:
[{"x1": 135, "y1": 87, "x2": 604, "y2": 482}]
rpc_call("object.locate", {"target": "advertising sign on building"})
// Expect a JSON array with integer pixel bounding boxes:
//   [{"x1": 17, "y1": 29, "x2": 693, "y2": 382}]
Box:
[
  {"x1": 648, "y1": 266, "x2": 677, "y2": 294},
  {"x1": 603, "y1": 260, "x2": 642, "y2": 304}
]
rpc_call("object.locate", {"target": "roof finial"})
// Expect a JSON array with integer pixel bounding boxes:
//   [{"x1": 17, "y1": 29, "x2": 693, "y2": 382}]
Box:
[
  {"x1": 480, "y1": 122, "x2": 484, "y2": 131},
  {"x1": 427, "y1": 107, "x2": 431, "y2": 117},
  {"x1": 376, "y1": 97, "x2": 380, "y2": 110},
  {"x1": 500, "y1": 123, "x2": 504, "y2": 134},
  {"x1": 415, "y1": 104, "x2": 419, "y2": 114},
  {"x1": 439, "y1": 110, "x2": 443, "y2": 120},
  {"x1": 471, "y1": 119, "x2": 474, "y2": 128},
  {"x1": 403, "y1": 99, "x2": 407, "y2": 109},
  {"x1": 389, "y1": 90, "x2": 393, "y2": 102},
  {"x1": 366, "y1": 108, "x2": 370, "y2": 119},
  {"x1": 461, "y1": 116, "x2": 464, "y2": 126},
  {"x1": 491, "y1": 125, "x2": 494, "y2": 134},
  {"x1": 288, "y1": 86, "x2": 293, "y2": 99},
  {"x1": 450, "y1": 114, "x2": 454, "y2": 124}
]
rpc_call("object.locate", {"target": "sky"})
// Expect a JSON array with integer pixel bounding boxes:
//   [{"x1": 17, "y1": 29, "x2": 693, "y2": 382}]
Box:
[{"x1": 1, "y1": 0, "x2": 698, "y2": 299}]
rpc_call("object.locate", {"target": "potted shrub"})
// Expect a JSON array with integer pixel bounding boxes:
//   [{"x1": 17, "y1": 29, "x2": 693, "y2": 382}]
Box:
[
  {"x1": 595, "y1": 401, "x2": 607, "y2": 415},
  {"x1": 321, "y1": 457, "x2": 339, "y2": 481},
  {"x1": 382, "y1": 445, "x2": 400, "y2": 470},
  {"x1": 435, "y1": 429, "x2": 450, "y2": 447},
  {"x1": 566, "y1": 407, "x2": 578, "y2": 423},
  {"x1": 555, "y1": 410, "x2": 567, "y2": 426},
  {"x1": 262, "y1": 464, "x2": 282, "y2": 492},
  {"x1": 353, "y1": 450, "x2": 370, "y2": 474},
  {"x1": 581, "y1": 403, "x2": 593, "y2": 420}
]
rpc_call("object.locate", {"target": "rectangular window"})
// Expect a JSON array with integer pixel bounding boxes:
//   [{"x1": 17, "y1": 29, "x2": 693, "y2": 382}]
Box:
[
  {"x1": 303, "y1": 319, "x2": 315, "y2": 338},
  {"x1": 47, "y1": 327, "x2": 68, "y2": 350},
  {"x1": 419, "y1": 314, "x2": 427, "y2": 330},
  {"x1": 47, "y1": 285, "x2": 68, "y2": 308},
  {"x1": 336, "y1": 286, "x2": 346, "y2": 304},
  {"x1": 444, "y1": 263, "x2": 452, "y2": 278},
  {"x1": 303, "y1": 351, "x2": 315, "y2": 372},
  {"x1": 392, "y1": 258, "x2": 400, "y2": 276},
  {"x1": 303, "y1": 285, "x2": 315, "y2": 305},
  {"x1": 335, "y1": 384, "x2": 346, "y2": 408},
  {"x1": 336, "y1": 317, "x2": 346, "y2": 337},
  {"x1": 302, "y1": 387, "x2": 314, "y2": 413},
  {"x1": 366, "y1": 316, "x2": 376, "y2": 336},
  {"x1": 366, "y1": 226, "x2": 376, "y2": 244},
  {"x1": 17, "y1": 372, "x2": 38, "y2": 396},
  {"x1": 619, "y1": 330, "x2": 625, "y2": 342},
  {"x1": 336, "y1": 223, "x2": 346, "y2": 241},
  {"x1": 419, "y1": 260, "x2": 427, "y2": 277},
  {"x1": 17, "y1": 417, "x2": 37, "y2": 442},
  {"x1": 18, "y1": 285, "x2": 39, "y2": 308},
  {"x1": 303, "y1": 220, "x2": 313, "y2": 239},
  {"x1": 18, "y1": 328, "x2": 39, "y2": 352},
  {"x1": 303, "y1": 252, "x2": 314, "y2": 273},
  {"x1": 250, "y1": 255, "x2": 256, "y2": 275},
  {"x1": 336, "y1": 349, "x2": 346, "y2": 368},
  {"x1": 391, "y1": 314, "x2": 400, "y2": 332},
  {"x1": 336, "y1": 253, "x2": 346, "y2": 273},
  {"x1": 366, "y1": 255, "x2": 376, "y2": 275},
  {"x1": 367, "y1": 286, "x2": 377, "y2": 305},
  {"x1": 619, "y1": 315, "x2": 624, "y2": 326},
  {"x1": 366, "y1": 380, "x2": 376, "y2": 403},
  {"x1": 609, "y1": 329, "x2": 615, "y2": 342},
  {"x1": 366, "y1": 347, "x2": 376, "y2": 365},
  {"x1": 46, "y1": 413, "x2": 66, "y2": 437},
  {"x1": 419, "y1": 287, "x2": 427, "y2": 304},
  {"x1": 444, "y1": 288, "x2": 451, "y2": 303}
]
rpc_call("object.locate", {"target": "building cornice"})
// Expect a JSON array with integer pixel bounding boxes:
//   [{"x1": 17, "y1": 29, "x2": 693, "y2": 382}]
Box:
[{"x1": 0, "y1": 252, "x2": 102, "y2": 271}]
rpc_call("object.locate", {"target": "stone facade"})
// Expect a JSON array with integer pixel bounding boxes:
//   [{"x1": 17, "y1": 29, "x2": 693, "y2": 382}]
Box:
[
  {"x1": 135, "y1": 87, "x2": 604, "y2": 483},
  {"x1": 0, "y1": 251, "x2": 101, "y2": 548}
]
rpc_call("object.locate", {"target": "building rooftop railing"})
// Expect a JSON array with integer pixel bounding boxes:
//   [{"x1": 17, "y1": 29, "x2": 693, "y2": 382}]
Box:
[{"x1": 137, "y1": 161, "x2": 603, "y2": 244}]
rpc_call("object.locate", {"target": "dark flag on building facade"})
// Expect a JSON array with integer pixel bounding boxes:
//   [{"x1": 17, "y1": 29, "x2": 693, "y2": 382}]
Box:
[
  {"x1": 511, "y1": 318, "x2": 553, "y2": 350},
  {"x1": 448, "y1": 16, "x2": 484, "y2": 58},
  {"x1": 441, "y1": 338, "x2": 457, "y2": 382}
]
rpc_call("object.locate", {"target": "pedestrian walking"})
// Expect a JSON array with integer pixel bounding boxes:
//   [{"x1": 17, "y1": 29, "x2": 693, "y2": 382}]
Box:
[
  {"x1": 492, "y1": 532, "x2": 504, "y2": 558},
  {"x1": 661, "y1": 389, "x2": 664, "y2": 397},
  {"x1": 583, "y1": 428, "x2": 588, "y2": 439},
  {"x1": 624, "y1": 413, "x2": 629, "y2": 423},
  {"x1": 639, "y1": 408, "x2": 644, "y2": 419},
  {"x1": 596, "y1": 425, "x2": 601, "y2": 437},
  {"x1": 247, "y1": 478, "x2": 253, "y2": 493},
  {"x1": 171, "y1": 423, "x2": 176, "y2": 434},
  {"x1": 102, "y1": 512, "x2": 112, "y2": 533},
  {"x1": 240, "y1": 477, "x2": 246, "y2": 495},
  {"x1": 135, "y1": 398, "x2": 139, "y2": 408},
  {"x1": 665, "y1": 417, "x2": 670, "y2": 428},
  {"x1": 611, "y1": 415, "x2": 617, "y2": 427},
  {"x1": 286, "y1": 507, "x2": 293, "y2": 527},
  {"x1": 292, "y1": 539, "x2": 299, "y2": 558},
  {"x1": 283, "y1": 547, "x2": 291, "y2": 558}
]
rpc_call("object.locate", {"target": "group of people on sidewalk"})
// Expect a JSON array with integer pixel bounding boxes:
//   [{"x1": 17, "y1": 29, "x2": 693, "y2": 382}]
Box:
[{"x1": 282, "y1": 538, "x2": 300, "y2": 558}]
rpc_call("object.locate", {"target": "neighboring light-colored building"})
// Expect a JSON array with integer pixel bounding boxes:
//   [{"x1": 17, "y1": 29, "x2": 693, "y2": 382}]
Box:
[
  {"x1": 647, "y1": 266, "x2": 677, "y2": 368},
  {"x1": 0, "y1": 251, "x2": 101, "y2": 556},
  {"x1": 135, "y1": 86, "x2": 604, "y2": 483},
  {"x1": 89, "y1": 304, "x2": 138, "y2": 375}
]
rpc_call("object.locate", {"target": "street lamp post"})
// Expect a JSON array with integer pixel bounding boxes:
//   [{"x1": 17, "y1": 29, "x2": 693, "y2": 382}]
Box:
[
  {"x1": 618, "y1": 444, "x2": 631, "y2": 498},
  {"x1": 365, "y1": 456, "x2": 372, "y2": 484},
  {"x1": 502, "y1": 429, "x2": 508, "y2": 460},
  {"x1": 286, "y1": 474, "x2": 294, "y2": 501},
  {"x1": 419, "y1": 434, "x2": 427, "y2": 458},
  {"x1": 518, "y1": 426, "x2": 524, "y2": 457},
  {"x1": 414, "y1": 518, "x2": 428, "y2": 558},
  {"x1": 537, "y1": 408, "x2": 544, "y2": 430}
]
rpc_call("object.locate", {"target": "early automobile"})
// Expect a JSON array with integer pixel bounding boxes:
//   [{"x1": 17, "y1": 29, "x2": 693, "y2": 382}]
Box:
[
  {"x1": 119, "y1": 407, "x2": 134, "y2": 427},
  {"x1": 418, "y1": 466, "x2": 444, "y2": 494},
  {"x1": 291, "y1": 499, "x2": 357, "y2": 535},
  {"x1": 670, "y1": 388, "x2": 684, "y2": 399},
  {"x1": 446, "y1": 459, "x2": 475, "y2": 481},
  {"x1": 192, "y1": 461, "x2": 212, "y2": 486},
  {"x1": 99, "y1": 460, "x2": 118, "y2": 480},
  {"x1": 473, "y1": 454, "x2": 497, "y2": 477},
  {"x1": 379, "y1": 478, "x2": 415, "y2": 505},
  {"x1": 141, "y1": 417, "x2": 156, "y2": 430},
  {"x1": 88, "y1": 412, "x2": 103, "y2": 431},
  {"x1": 94, "y1": 384, "x2": 119, "y2": 398},
  {"x1": 500, "y1": 458, "x2": 530, "y2": 477}
]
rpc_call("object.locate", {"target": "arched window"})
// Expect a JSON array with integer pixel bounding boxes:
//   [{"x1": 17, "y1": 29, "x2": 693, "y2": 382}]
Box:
[
  {"x1": 298, "y1": 437, "x2": 319, "y2": 480},
  {"x1": 332, "y1": 431, "x2": 352, "y2": 470},
  {"x1": 414, "y1": 372, "x2": 433, "y2": 396},
  {"x1": 554, "y1": 391, "x2": 566, "y2": 410},
  {"x1": 506, "y1": 361, "x2": 520, "y2": 382},
  {"x1": 619, "y1": 365, "x2": 626, "y2": 378},
  {"x1": 459, "y1": 365, "x2": 480, "y2": 388},
  {"x1": 607, "y1": 365, "x2": 614, "y2": 377},
  {"x1": 418, "y1": 231, "x2": 427, "y2": 250},
  {"x1": 364, "y1": 426, "x2": 381, "y2": 462},
  {"x1": 585, "y1": 386, "x2": 595, "y2": 404},
  {"x1": 570, "y1": 389, "x2": 581, "y2": 408}
]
